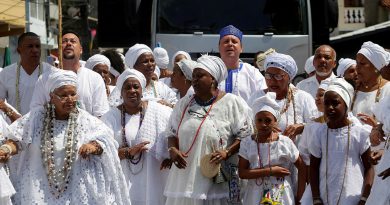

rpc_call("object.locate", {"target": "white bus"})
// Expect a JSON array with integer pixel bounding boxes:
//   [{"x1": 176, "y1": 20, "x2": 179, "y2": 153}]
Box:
[{"x1": 151, "y1": 0, "x2": 312, "y2": 81}]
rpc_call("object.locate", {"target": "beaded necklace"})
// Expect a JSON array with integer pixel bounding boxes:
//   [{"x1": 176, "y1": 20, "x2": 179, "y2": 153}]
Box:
[
  {"x1": 121, "y1": 103, "x2": 145, "y2": 174},
  {"x1": 16, "y1": 62, "x2": 42, "y2": 112},
  {"x1": 255, "y1": 133, "x2": 272, "y2": 186},
  {"x1": 350, "y1": 77, "x2": 382, "y2": 112},
  {"x1": 325, "y1": 123, "x2": 351, "y2": 205},
  {"x1": 41, "y1": 104, "x2": 78, "y2": 198}
]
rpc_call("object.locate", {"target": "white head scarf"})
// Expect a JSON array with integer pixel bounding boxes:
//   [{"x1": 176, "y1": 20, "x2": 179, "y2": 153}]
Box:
[
  {"x1": 336, "y1": 58, "x2": 356, "y2": 77},
  {"x1": 357, "y1": 41, "x2": 390, "y2": 70},
  {"x1": 177, "y1": 59, "x2": 197, "y2": 81},
  {"x1": 109, "y1": 67, "x2": 121, "y2": 77},
  {"x1": 172, "y1": 51, "x2": 191, "y2": 66},
  {"x1": 251, "y1": 92, "x2": 281, "y2": 121},
  {"x1": 304, "y1": 55, "x2": 315, "y2": 74},
  {"x1": 373, "y1": 95, "x2": 390, "y2": 134},
  {"x1": 153, "y1": 47, "x2": 169, "y2": 69},
  {"x1": 318, "y1": 78, "x2": 332, "y2": 90},
  {"x1": 264, "y1": 52, "x2": 298, "y2": 80},
  {"x1": 154, "y1": 66, "x2": 161, "y2": 79},
  {"x1": 108, "y1": 69, "x2": 146, "y2": 107},
  {"x1": 325, "y1": 78, "x2": 354, "y2": 109},
  {"x1": 196, "y1": 55, "x2": 227, "y2": 83},
  {"x1": 85, "y1": 54, "x2": 111, "y2": 70},
  {"x1": 125, "y1": 44, "x2": 153, "y2": 69},
  {"x1": 256, "y1": 48, "x2": 276, "y2": 71},
  {"x1": 47, "y1": 70, "x2": 78, "y2": 93}
]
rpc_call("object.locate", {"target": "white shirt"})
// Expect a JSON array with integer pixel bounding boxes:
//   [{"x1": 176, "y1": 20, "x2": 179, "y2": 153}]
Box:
[
  {"x1": 352, "y1": 82, "x2": 390, "y2": 117},
  {"x1": 219, "y1": 62, "x2": 267, "y2": 103},
  {"x1": 296, "y1": 73, "x2": 336, "y2": 98},
  {"x1": 30, "y1": 67, "x2": 109, "y2": 117},
  {"x1": 142, "y1": 80, "x2": 178, "y2": 105},
  {"x1": 0, "y1": 62, "x2": 56, "y2": 115}
]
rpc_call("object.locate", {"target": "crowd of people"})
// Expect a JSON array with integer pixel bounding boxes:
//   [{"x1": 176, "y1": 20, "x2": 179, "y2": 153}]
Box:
[{"x1": 0, "y1": 24, "x2": 390, "y2": 205}]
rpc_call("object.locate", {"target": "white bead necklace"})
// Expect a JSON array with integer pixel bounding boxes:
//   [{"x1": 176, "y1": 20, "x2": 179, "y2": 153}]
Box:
[{"x1": 15, "y1": 62, "x2": 42, "y2": 112}]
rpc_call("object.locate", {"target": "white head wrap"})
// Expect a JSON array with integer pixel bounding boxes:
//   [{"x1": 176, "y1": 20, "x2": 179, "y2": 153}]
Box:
[
  {"x1": 154, "y1": 66, "x2": 161, "y2": 79},
  {"x1": 264, "y1": 52, "x2": 298, "y2": 80},
  {"x1": 373, "y1": 95, "x2": 390, "y2": 134},
  {"x1": 47, "y1": 70, "x2": 78, "y2": 93},
  {"x1": 108, "y1": 68, "x2": 146, "y2": 107},
  {"x1": 125, "y1": 44, "x2": 153, "y2": 69},
  {"x1": 177, "y1": 59, "x2": 197, "y2": 81},
  {"x1": 325, "y1": 78, "x2": 354, "y2": 109},
  {"x1": 109, "y1": 67, "x2": 120, "y2": 77},
  {"x1": 251, "y1": 92, "x2": 281, "y2": 121},
  {"x1": 357, "y1": 41, "x2": 390, "y2": 70},
  {"x1": 172, "y1": 51, "x2": 191, "y2": 66},
  {"x1": 256, "y1": 48, "x2": 276, "y2": 71},
  {"x1": 153, "y1": 47, "x2": 169, "y2": 69},
  {"x1": 336, "y1": 58, "x2": 356, "y2": 77},
  {"x1": 318, "y1": 78, "x2": 332, "y2": 90},
  {"x1": 304, "y1": 55, "x2": 315, "y2": 74},
  {"x1": 196, "y1": 55, "x2": 227, "y2": 83},
  {"x1": 85, "y1": 54, "x2": 111, "y2": 71}
]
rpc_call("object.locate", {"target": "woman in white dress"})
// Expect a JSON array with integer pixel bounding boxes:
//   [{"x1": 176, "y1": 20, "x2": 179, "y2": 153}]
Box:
[
  {"x1": 171, "y1": 59, "x2": 196, "y2": 98},
  {"x1": 85, "y1": 54, "x2": 114, "y2": 96},
  {"x1": 164, "y1": 55, "x2": 252, "y2": 205},
  {"x1": 0, "y1": 70, "x2": 130, "y2": 205},
  {"x1": 0, "y1": 117, "x2": 14, "y2": 205},
  {"x1": 239, "y1": 92, "x2": 306, "y2": 205},
  {"x1": 308, "y1": 78, "x2": 374, "y2": 205},
  {"x1": 102, "y1": 69, "x2": 172, "y2": 205}
]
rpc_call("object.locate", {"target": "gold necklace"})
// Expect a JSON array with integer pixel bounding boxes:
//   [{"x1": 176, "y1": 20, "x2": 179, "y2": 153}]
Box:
[
  {"x1": 350, "y1": 76, "x2": 382, "y2": 112},
  {"x1": 16, "y1": 63, "x2": 42, "y2": 112}
]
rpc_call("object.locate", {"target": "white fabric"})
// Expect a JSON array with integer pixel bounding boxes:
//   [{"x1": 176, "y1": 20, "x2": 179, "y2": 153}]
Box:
[
  {"x1": 239, "y1": 135, "x2": 299, "y2": 205},
  {"x1": 196, "y1": 55, "x2": 227, "y2": 83},
  {"x1": 172, "y1": 51, "x2": 192, "y2": 66},
  {"x1": 336, "y1": 58, "x2": 356, "y2": 77},
  {"x1": 154, "y1": 66, "x2": 161, "y2": 79},
  {"x1": 296, "y1": 73, "x2": 336, "y2": 98},
  {"x1": 373, "y1": 95, "x2": 390, "y2": 134},
  {"x1": 102, "y1": 101, "x2": 172, "y2": 205},
  {"x1": 0, "y1": 62, "x2": 56, "y2": 115},
  {"x1": 251, "y1": 92, "x2": 281, "y2": 120},
  {"x1": 30, "y1": 67, "x2": 109, "y2": 117},
  {"x1": 219, "y1": 62, "x2": 267, "y2": 103},
  {"x1": 265, "y1": 52, "x2": 298, "y2": 80},
  {"x1": 125, "y1": 44, "x2": 153, "y2": 69},
  {"x1": 352, "y1": 82, "x2": 390, "y2": 117},
  {"x1": 303, "y1": 123, "x2": 370, "y2": 205},
  {"x1": 153, "y1": 47, "x2": 169, "y2": 69},
  {"x1": 7, "y1": 108, "x2": 130, "y2": 205},
  {"x1": 142, "y1": 80, "x2": 178, "y2": 104},
  {"x1": 46, "y1": 70, "x2": 78, "y2": 92},
  {"x1": 318, "y1": 78, "x2": 332, "y2": 90},
  {"x1": 110, "y1": 67, "x2": 121, "y2": 77},
  {"x1": 0, "y1": 118, "x2": 14, "y2": 205},
  {"x1": 357, "y1": 41, "x2": 390, "y2": 70},
  {"x1": 164, "y1": 93, "x2": 252, "y2": 200},
  {"x1": 326, "y1": 78, "x2": 354, "y2": 109},
  {"x1": 304, "y1": 56, "x2": 315, "y2": 74},
  {"x1": 85, "y1": 54, "x2": 111, "y2": 70},
  {"x1": 177, "y1": 59, "x2": 197, "y2": 81}
]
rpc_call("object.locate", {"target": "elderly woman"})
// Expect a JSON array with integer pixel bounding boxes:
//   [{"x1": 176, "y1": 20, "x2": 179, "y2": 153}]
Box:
[
  {"x1": 102, "y1": 69, "x2": 172, "y2": 205},
  {"x1": 336, "y1": 58, "x2": 357, "y2": 83},
  {"x1": 0, "y1": 70, "x2": 130, "y2": 204},
  {"x1": 124, "y1": 44, "x2": 177, "y2": 107},
  {"x1": 164, "y1": 55, "x2": 252, "y2": 204},
  {"x1": 171, "y1": 59, "x2": 196, "y2": 98},
  {"x1": 85, "y1": 54, "x2": 113, "y2": 96}
]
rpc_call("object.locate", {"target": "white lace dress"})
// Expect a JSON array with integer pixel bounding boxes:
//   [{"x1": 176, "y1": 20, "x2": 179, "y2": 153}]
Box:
[
  {"x1": 239, "y1": 135, "x2": 299, "y2": 205},
  {"x1": 7, "y1": 108, "x2": 130, "y2": 205},
  {"x1": 102, "y1": 101, "x2": 172, "y2": 205},
  {"x1": 0, "y1": 119, "x2": 15, "y2": 205}
]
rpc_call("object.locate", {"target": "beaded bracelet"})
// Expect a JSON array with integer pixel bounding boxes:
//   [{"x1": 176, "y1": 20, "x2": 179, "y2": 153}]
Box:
[
  {"x1": 0, "y1": 144, "x2": 12, "y2": 154},
  {"x1": 5, "y1": 108, "x2": 14, "y2": 117},
  {"x1": 313, "y1": 198, "x2": 323, "y2": 205}
]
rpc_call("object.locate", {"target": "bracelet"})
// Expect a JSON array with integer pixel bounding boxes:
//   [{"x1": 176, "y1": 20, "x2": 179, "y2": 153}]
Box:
[
  {"x1": 4, "y1": 108, "x2": 14, "y2": 117},
  {"x1": 360, "y1": 196, "x2": 367, "y2": 202},
  {"x1": 0, "y1": 144, "x2": 12, "y2": 154},
  {"x1": 225, "y1": 148, "x2": 231, "y2": 157},
  {"x1": 313, "y1": 198, "x2": 323, "y2": 205}
]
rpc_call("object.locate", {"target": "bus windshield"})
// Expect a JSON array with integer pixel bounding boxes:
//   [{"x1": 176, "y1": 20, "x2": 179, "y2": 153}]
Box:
[{"x1": 157, "y1": 0, "x2": 308, "y2": 35}]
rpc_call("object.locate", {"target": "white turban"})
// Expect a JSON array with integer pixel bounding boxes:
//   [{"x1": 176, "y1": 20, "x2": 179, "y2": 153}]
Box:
[
  {"x1": 304, "y1": 55, "x2": 315, "y2": 74},
  {"x1": 85, "y1": 54, "x2": 111, "y2": 70},
  {"x1": 251, "y1": 92, "x2": 281, "y2": 121},
  {"x1": 153, "y1": 47, "x2": 169, "y2": 69},
  {"x1": 373, "y1": 95, "x2": 390, "y2": 134},
  {"x1": 325, "y1": 78, "x2": 354, "y2": 109},
  {"x1": 177, "y1": 59, "x2": 197, "y2": 81},
  {"x1": 256, "y1": 48, "x2": 276, "y2": 71},
  {"x1": 125, "y1": 44, "x2": 153, "y2": 69},
  {"x1": 108, "y1": 69, "x2": 147, "y2": 107},
  {"x1": 172, "y1": 51, "x2": 191, "y2": 66},
  {"x1": 318, "y1": 78, "x2": 332, "y2": 90},
  {"x1": 357, "y1": 41, "x2": 390, "y2": 70},
  {"x1": 47, "y1": 70, "x2": 78, "y2": 93},
  {"x1": 109, "y1": 67, "x2": 120, "y2": 77},
  {"x1": 336, "y1": 58, "x2": 356, "y2": 77},
  {"x1": 196, "y1": 55, "x2": 227, "y2": 83},
  {"x1": 264, "y1": 52, "x2": 298, "y2": 80}
]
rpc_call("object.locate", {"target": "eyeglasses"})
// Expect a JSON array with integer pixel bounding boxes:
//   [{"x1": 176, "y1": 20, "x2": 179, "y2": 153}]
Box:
[
  {"x1": 53, "y1": 93, "x2": 78, "y2": 102},
  {"x1": 264, "y1": 73, "x2": 286, "y2": 81}
]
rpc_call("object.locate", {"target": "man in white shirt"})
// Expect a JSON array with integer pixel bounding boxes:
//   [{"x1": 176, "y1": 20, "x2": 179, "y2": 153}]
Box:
[
  {"x1": 0, "y1": 32, "x2": 55, "y2": 116},
  {"x1": 296, "y1": 45, "x2": 337, "y2": 98},
  {"x1": 30, "y1": 31, "x2": 109, "y2": 117}
]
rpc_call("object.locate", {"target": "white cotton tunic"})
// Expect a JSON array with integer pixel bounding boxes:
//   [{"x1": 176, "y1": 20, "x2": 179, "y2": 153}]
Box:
[
  {"x1": 304, "y1": 123, "x2": 370, "y2": 205},
  {"x1": 29, "y1": 67, "x2": 109, "y2": 117},
  {"x1": 351, "y1": 82, "x2": 390, "y2": 117},
  {"x1": 0, "y1": 62, "x2": 56, "y2": 115},
  {"x1": 164, "y1": 93, "x2": 252, "y2": 203},
  {"x1": 7, "y1": 108, "x2": 130, "y2": 205},
  {"x1": 296, "y1": 73, "x2": 336, "y2": 98},
  {"x1": 142, "y1": 80, "x2": 178, "y2": 105},
  {"x1": 102, "y1": 101, "x2": 172, "y2": 205},
  {"x1": 239, "y1": 135, "x2": 299, "y2": 205},
  {"x1": 218, "y1": 62, "x2": 267, "y2": 103},
  {"x1": 0, "y1": 118, "x2": 14, "y2": 205}
]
